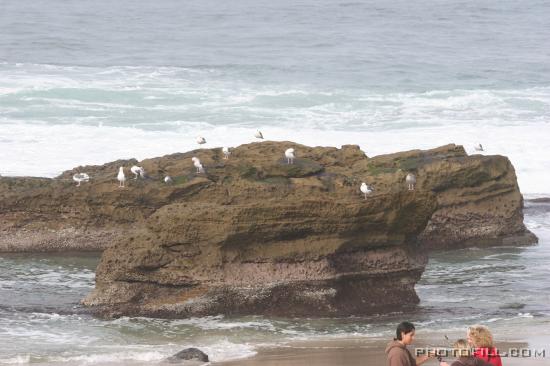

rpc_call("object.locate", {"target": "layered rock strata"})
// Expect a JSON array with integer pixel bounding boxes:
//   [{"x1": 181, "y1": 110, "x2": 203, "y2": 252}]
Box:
[{"x1": 0, "y1": 142, "x2": 536, "y2": 316}]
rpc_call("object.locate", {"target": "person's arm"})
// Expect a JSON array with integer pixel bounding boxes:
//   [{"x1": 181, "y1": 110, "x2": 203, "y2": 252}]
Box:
[{"x1": 416, "y1": 354, "x2": 432, "y2": 365}]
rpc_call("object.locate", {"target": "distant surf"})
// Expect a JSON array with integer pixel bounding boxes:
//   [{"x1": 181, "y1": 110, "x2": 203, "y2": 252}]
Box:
[
  {"x1": 1, "y1": 63, "x2": 549, "y2": 194},
  {"x1": 2, "y1": 0, "x2": 550, "y2": 363}
]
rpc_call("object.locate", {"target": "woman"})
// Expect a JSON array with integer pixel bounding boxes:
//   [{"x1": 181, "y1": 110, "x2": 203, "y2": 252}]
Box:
[
  {"x1": 439, "y1": 339, "x2": 492, "y2": 366},
  {"x1": 385, "y1": 321, "x2": 432, "y2": 366},
  {"x1": 467, "y1": 325, "x2": 502, "y2": 366}
]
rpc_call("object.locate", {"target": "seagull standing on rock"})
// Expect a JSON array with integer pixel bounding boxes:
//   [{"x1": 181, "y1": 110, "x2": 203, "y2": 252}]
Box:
[
  {"x1": 474, "y1": 143, "x2": 484, "y2": 152},
  {"x1": 222, "y1": 147, "x2": 231, "y2": 159},
  {"x1": 117, "y1": 167, "x2": 126, "y2": 188},
  {"x1": 285, "y1": 148, "x2": 295, "y2": 164},
  {"x1": 254, "y1": 130, "x2": 263, "y2": 139},
  {"x1": 360, "y1": 182, "x2": 372, "y2": 200},
  {"x1": 130, "y1": 165, "x2": 145, "y2": 179},
  {"x1": 191, "y1": 157, "x2": 204, "y2": 173},
  {"x1": 406, "y1": 173, "x2": 416, "y2": 191},
  {"x1": 196, "y1": 136, "x2": 206, "y2": 145},
  {"x1": 73, "y1": 173, "x2": 90, "y2": 187},
  {"x1": 164, "y1": 176, "x2": 173, "y2": 184}
]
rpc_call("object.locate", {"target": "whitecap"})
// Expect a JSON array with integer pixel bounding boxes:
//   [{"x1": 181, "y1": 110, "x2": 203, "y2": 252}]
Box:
[{"x1": 0, "y1": 355, "x2": 30, "y2": 365}]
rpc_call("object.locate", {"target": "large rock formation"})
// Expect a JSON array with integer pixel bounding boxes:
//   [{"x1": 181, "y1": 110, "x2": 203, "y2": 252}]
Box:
[
  {"x1": 364, "y1": 145, "x2": 538, "y2": 249},
  {"x1": 0, "y1": 142, "x2": 536, "y2": 317}
]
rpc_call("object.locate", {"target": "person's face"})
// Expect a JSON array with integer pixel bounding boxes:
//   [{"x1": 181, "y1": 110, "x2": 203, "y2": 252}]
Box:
[
  {"x1": 467, "y1": 331, "x2": 474, "y2": 346},
  {"x1": 401, "y1": 330, "x2": 415, "y2": 345}
]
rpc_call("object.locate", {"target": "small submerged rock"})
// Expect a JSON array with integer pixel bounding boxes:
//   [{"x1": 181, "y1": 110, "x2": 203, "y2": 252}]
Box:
[{"x1": 167, "y1": 348, "x2": 209, "y2": 364}]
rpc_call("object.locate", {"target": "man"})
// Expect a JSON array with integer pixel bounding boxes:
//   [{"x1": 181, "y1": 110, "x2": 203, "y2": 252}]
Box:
[{"x1": 386, "y1": 321, "x2": 432, "y2": 366}]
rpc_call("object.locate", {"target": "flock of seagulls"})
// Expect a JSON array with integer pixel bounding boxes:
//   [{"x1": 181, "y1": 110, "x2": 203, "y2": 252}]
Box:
[
  {"x1": 360, "y1": 182, "x2": 373, "y2": 199},
  {"x1": 130, "y1": 165, "x2": 145, "y2": 179},
  {"x1": 191, "y1": 157, "x2": 205, "y2": 174},
  {"x1": 196, "y1": 129, "x2": 263, "y2": 147},
  {"x1": 72, "y1": 173, "x2": 90, "y2": 187},
  {"x1": 115, "y1": 165, "x2": 146, "y2": 187},
  {"x1": 222, "y1": 146, "x2": 231, "y2": 159},
  {"x1": 285, "y1": 148, "x2": 295, "y2": 164},
  {"x1": 117, "y1": 167, "x2": 126, "y2": 187},
  {"x1": 406, "y1": 173, "x2": 416, "y2": 191},
  {"x1": 69, "y1": 129, "x2": 468, "y2": 199}
]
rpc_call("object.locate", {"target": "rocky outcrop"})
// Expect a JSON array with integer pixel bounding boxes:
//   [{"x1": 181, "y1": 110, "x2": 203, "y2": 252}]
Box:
[
  {"x1": 365, "y1": 145, "x2": 538, "y2": 249},
  {"x1": 167, "y1": 348, "x2": 209, "y2": 364},
  {"x1": 0, "y1": 142, "x2": 536, "y2": 317}
]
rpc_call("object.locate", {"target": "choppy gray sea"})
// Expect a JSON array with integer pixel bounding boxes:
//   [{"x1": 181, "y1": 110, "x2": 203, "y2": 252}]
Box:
[
  {"x1": 1, "y1": 202, "x2": 549, "y2": 364},
  {"x1": 1, "y1": 0, "x2": 550, "y2": 363},
  {"x1": 1, "y1": 0, "x2": 550, "y2": 192}
]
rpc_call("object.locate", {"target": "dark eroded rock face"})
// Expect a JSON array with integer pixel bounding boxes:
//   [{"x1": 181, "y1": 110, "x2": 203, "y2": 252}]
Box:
[
  {"x1": 0, "y1": 142, "x2": 536, "y2": 317},
  {"x1": 366, "y1": 145, "x2": 538, "y2": 249}
]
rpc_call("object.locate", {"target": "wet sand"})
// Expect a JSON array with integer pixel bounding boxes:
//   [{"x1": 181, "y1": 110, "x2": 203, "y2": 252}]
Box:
[{"x1": 216, "y1": 338, "x2": 549, "y2": 366}]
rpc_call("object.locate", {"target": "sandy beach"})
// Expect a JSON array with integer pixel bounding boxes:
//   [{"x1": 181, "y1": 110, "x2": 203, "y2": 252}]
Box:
[{"x1": 217, "y1": 337, "x2": 549, "y2": 366}]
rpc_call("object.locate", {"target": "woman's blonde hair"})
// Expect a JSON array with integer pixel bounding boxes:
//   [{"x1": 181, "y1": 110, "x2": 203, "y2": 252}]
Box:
[
  {"x1": 452, "y1": 339, "x2": 472, "y2": 357},
  {"x1": 468, "y1": 325, "x2": 494, "y2": 348}
]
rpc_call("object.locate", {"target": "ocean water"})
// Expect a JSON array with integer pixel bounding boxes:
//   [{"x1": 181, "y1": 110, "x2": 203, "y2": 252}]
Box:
[
  {"x1": 2, "y1": 0, "x2": 550, "y2": 364},
  {"x1": 1, "y1": 202, "x2": 549, "y2": 364},
  {"x1": 1, "y1": 0, "x2": 550, "y2": 194}
]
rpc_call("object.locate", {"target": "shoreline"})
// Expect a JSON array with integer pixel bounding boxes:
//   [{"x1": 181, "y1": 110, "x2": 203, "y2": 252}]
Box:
[{"x1": 215, "y1": 337, "x2": 549, "y2": 366}]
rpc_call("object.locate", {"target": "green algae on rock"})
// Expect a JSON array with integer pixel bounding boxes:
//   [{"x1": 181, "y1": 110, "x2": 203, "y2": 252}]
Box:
[{"x1": 0, "y1": 142, "x2": 536, "y2": 316}]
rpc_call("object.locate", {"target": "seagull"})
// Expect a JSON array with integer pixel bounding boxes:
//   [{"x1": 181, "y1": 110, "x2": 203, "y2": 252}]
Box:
[
  {"x1": 254, "y1": 130, "x2": 264, "y2": 139},
  {"x1": 360, "y1": 182, "x2": 373, "y2": 200},
  {"x1": 130, "y1": 165, "x2": 145, "y2": 179},
  {"x1": 117, "y1": 167, "x2": 126, "y2": 188},
  {"x1": 191, "y1": 157, "x2": 203, "y2": 173},
  {"x1": 285, "y1": 148, "x2": 295, "y2": 164},
  {"x1": 164, "y1": 176, "x2": 173, "y2": 184},
  {"x1": 196, "y1": 136, "x2": 206, "y2": 145},
  {"x1": 474, "y1": 143, "x2": 484, "y2": 152},
  {"x1": 72, "y1": 173, "x2": 90, "y2": 187},
  {"x1": 406, "y1": 173, "x2": 416, "y2": 191},
  {"x1": 222, "y1": 147, "x2": 231, "y2": 160}
]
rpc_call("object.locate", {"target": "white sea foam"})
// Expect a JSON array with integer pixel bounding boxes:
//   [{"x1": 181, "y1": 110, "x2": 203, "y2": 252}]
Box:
[
  {"x1": 48, "y1": 350, "x2": 167, "y2": 363},
  {"x1": 2, "y1": 63, "x2": 549, "y2": 195},
  {"x1": 200, "y1": 340, "x2": 257, "y2": 362},
  {"x1": 0, "y1": 355, "x2": 30, "y2": 365},
  {"x1": 170, "y1": 315, "x2": 277, "y2": 331},
  {"x1": 42, "y1": 340, "x2": 257, "y2": 364},
  {"x1": 1, "y1": 121, "x2": 549, "y2": 194}
]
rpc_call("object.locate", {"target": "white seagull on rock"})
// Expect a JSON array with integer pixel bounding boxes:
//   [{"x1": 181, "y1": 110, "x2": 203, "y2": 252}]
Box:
[
  {"x1": 406, "y1": 173, "x2": 416, "y2": 191},
  {"x1": 254, "y1": 130, "x2": 264, "y2": 139},
  {"x1": 73, "y1": 173, "x2": 90, "y2": 187},
  {"x1": 130, "y1": 165, "x2": 145, "y2": 179},
  {"x1": 196, "y1": 136, "x2": 206, "y2": 145},
  {"x1": 360, "y1": 182, "x2": 373, "y2": 200},
  {"x1": 285, "y1": 148, "x2": 295, "y2": 164},
  {"x1": 222, "y1": 147, "x2": 231, "y2": 159},
  {"x1": 164, "y1": 176, "x2": 173, "y2": 184},
  {"x1": 117, "y1": 167, "x2": 126, "y2": 188},
  {"x1": 474, "y1": 143, "x2": 484, "y2": 152},
  {"x1": 191, "y1": 157, "x2": 204, "y2": 173}
]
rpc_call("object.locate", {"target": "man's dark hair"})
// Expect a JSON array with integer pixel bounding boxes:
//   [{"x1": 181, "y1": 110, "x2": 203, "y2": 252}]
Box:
[{"x1": 395, "y1": 321, "x2": 415, "y2": 341}]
